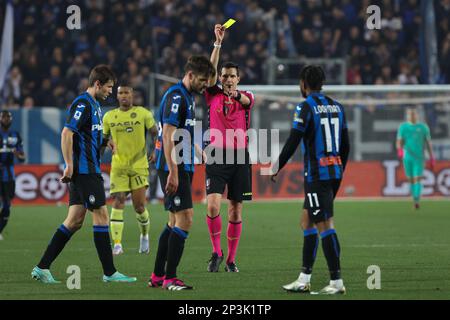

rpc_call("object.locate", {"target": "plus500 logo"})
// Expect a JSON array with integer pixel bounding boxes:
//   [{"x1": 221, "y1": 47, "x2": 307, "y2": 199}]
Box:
[{"x1": 92, "y1": 124, "x2": 103, "y2": 131}]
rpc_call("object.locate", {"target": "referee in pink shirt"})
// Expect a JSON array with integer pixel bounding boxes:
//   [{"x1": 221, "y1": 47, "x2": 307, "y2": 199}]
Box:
[{"x1": 205, "y1": 24, "x2": 255, "y2": 273}]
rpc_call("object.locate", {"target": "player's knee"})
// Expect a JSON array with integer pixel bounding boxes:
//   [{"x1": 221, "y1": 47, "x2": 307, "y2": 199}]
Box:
[
  {"x1": 133, "y1": 203, "x2": 146, "y2": 214},
  {"x1": 207, "y1": 202, "x2": 220, "y2": 217}
]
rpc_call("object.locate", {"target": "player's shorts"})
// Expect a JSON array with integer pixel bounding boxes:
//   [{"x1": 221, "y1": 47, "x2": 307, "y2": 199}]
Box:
[
  {"x1": 69, "y1": 174, "x2": 106, "y2": 210},
  {"x1": 0, "y1": 180, "x2": 15, "y2": 201},
  {"x1": 158, "y1": 169, "x2": 193, "y2": 213},
  {"x1": 110, "y1": 167, "x2": 149, "y2": 194},
  {"x1": 205, "y1": 148, "x2": 252, "y2": 202},
  {"x1": 303, "y1": 179, "x2": 342, "y2": 223},
  {"x1": 403, "y1": 156, "x2": 424, "y2": 178}
]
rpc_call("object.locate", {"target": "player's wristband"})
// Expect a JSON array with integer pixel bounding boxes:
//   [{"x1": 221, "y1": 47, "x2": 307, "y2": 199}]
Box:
[
  {"x1": 397, "y1": 148, "x2": 404, "y2": 159},
  {"x1": 213, "y1": 43, "x2": 222, "y2": 48}
]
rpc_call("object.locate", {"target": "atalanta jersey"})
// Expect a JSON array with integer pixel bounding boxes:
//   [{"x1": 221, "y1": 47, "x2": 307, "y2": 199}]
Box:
[
  {"x1": 155, "y1": 82, "x2": 196, "y2": 173},
  {"x1": 0, "y1": 129, "x2": 24, "y2": 181},
  {"x1": 64, "y1": 92, "x2": 103, "y2": 175},
  {"x1": 292, "y1": 93, "x2": 348, "y2": 182}
]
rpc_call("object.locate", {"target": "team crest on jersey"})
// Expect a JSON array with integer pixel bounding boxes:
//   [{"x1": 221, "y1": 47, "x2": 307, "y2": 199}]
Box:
[
  {"x1": 89, "y1": 195, "x2": 96, "y2": 204},
  {"x1": 131, "y1": 112, "x2": 137, "y2": 118},
  {"x1": 206, "y1": 178, "x2": 210, "y2": 190},
  {"x1": 174, "y1": 196, "x2": 181, "y2": 207}
]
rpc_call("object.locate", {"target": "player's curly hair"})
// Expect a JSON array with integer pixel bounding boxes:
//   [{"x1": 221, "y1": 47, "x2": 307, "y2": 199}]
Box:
[
  {"x1": 184, "y1": 56, "x2": 216, "y2": 78},
  {"x1": 88, "y1": 65, "x2": 117, "y2": 87},
  {"x1": 300, "y1": 65, "x2": 326, "y2": 91}
]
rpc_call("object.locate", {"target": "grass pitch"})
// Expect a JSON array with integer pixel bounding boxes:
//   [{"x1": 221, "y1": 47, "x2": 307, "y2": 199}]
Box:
[{"x1": 0, "y1": 200, "x2": 449, "y2": 300}]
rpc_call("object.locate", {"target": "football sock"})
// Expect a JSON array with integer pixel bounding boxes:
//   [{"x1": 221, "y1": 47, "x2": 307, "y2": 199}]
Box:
[
  {"x1": 0, "y1": 202, "x2": 11, "y2": 234},
  {"x1": 110, "y1": 208, "x2": 124, "y2": 245},
  {"x1": 320, "y1": 229, "x2": 341, "y2": 280},
  {"x1": 153, "y1": 224, "x2": 172, "y2": 277},
  {"x1": 136, "y1": 209, "x2": 150, "y2": 236},
  {"x1": 226, "y1": 221, "x2": 242, "y2": 264},
  {"x1": 302, "y1": 228, "x2": 319, "y2": 274},
  {"x1": 412, "y1": 182, "x2": 422, "y2": 203},
  {"x1": 93, "y1": 225, "x2": 117, "y2": 276},
  {"x1": 206, "y1": 214, "x2": 222, "y2": 256},
  {"x1": 37, "y1": 224, "x2": 73, "y2": 269},
  {"x1": 165, "y1": 227, "x2": 188, "y2": 279}
]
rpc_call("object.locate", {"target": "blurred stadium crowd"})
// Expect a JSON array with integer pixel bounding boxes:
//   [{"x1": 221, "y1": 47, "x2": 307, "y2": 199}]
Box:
[{"x1": 1, "y1": 0, "x2": 450, "y2": 109}]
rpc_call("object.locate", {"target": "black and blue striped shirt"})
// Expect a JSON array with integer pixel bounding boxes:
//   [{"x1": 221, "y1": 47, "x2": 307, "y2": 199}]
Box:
[
  {"x1": 64, "y1": 92, "x2": 103, "y2": 175},
  {"x1": 0, "y1": 129, "x2": 24, "y2": 182},
  {"x1": 292, "y1": 93, "x2": 348, "y2": 182}
]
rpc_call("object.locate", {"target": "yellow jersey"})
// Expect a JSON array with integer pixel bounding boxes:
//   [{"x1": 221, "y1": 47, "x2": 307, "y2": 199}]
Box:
[{"x1": 103, "y1": 106, "x2": 156, "y2": 170}]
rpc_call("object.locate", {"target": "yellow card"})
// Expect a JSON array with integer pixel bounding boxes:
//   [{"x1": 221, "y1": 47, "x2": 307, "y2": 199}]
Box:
[{"x1": 223, "y1": 18, "x2": 236, "y2": 29}]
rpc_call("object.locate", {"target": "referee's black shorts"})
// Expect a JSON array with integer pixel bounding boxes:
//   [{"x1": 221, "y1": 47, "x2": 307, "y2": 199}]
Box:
[
  {"x1": 69, "y1": 174, "x2": 106, "y2": 210},
  {"x1": 205, "y1": 148, "x2": 252, "y2": 202},
  {"x1": 158, "y1": 169, "x2": 193, "y2": 213},
  {"x1": 303, "y1": 179, "x2": 342, "y2": 223}
]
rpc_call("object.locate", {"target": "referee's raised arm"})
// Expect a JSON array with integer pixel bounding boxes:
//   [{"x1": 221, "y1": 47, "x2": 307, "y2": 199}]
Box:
[{"x1": 209, "y1": 24, "x2": 225, "y2": 87}]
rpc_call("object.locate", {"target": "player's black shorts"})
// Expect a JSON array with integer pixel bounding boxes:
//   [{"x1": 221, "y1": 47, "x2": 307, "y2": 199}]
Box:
[
  {"x1": 303, "y1": 179, "x2": 342, "y2": 223},
  {"x1": 158, "y1": 169, "x2": 193, "y2": 213},
  {"x1": 69, "y1": 174, "x2": 106, "y2": 210},
  {"x1": 0, "y1": 180, "x2": 15, "y2": 201},
  {"x1": 205, "y1": 148, "x2": 252, "y2": 202}
]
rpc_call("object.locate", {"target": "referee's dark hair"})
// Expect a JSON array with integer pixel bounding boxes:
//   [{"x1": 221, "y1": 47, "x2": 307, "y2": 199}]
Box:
[
  {"x1": 300, "y1": 65, "x2": 326, "y2": 91},
  {"x1": 184, "y1": 55, "x2": 216, "y2": 78},
  {"x1": 88, "y1": 64, "x2": 117, "y2": 87},
  {"x1": 221, "y1": 61, "x2": 240, "y2": 76}
]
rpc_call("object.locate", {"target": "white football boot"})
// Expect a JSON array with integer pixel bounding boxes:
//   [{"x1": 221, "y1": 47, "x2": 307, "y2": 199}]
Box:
[{"x1": 283, "y1": 273, "x2": 311, "y2": 293}]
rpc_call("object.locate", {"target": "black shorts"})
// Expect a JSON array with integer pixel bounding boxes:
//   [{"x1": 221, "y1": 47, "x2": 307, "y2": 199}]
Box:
[
  {"x1": 303, "y1": 179, "x2": 342, "y2": 223},
  {"x1": 158, "y1": 170, "x2": 193, "y2": 213},
  {"x1": 205, "y1": 148, "x2": 252, "y2": 202},
  {"x1": 69, "y1": 174, "x2": 106, "y2": 210},
  {"x1": 0, "y1": 180, "x2": 15, "y2": 201}
]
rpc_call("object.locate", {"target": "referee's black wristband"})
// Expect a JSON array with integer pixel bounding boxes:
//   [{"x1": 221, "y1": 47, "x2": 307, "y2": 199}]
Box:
[{"x1": 235, "y1": 91, "x2": 241, "y2": 101}]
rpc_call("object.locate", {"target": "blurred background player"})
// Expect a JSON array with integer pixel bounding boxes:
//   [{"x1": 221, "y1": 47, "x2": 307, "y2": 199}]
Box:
[
  {"x1": 271, "y1": 65, "x2": 350, "y2": 295},
  {"x1": 149, "y1": 56, "x2": 214, "y2": 290},
  {"x1": 31, "y1": 65, "x2": 136, "y2": 284},
  {"x1": 102, "y1": 83, "x2": 158, "y2": 255},
  {"x1": 396, "y1": 108, "x2": 435, "y2": 209},
  {"x1": 204, "y1": 24, "x2": 255, "y2": 273},
  {"x1": 0, "y1": 111, "x2": 26, "y2": 240}
]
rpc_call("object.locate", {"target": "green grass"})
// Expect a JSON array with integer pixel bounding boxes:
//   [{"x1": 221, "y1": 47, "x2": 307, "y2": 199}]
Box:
[{"x1": 1, "y1": 200, "x2": 449, "y2": 300}]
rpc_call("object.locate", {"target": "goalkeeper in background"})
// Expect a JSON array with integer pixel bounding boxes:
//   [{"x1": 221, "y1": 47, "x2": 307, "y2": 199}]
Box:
[
  {"x1": 396, "y1": 108, "x2": 435, "y2": 209},
  {"x1": 102, "y1": 83, "x2": 158, "y2": 254}
]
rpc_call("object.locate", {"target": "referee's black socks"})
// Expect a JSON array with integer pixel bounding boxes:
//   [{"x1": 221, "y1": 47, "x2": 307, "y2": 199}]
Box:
[
  {"x1": 38, "y1": 224, "x2": 73, "y2": 269},
  {"x1": 93, "y1": 225, "x2": 117, "y2": 276},
  {"x1": 320, "y1": 229, "x2": 342, "y2": 280},
  {"x1": 154, "y1": 224, "x2": 172, "y2": 277},
  {"x1": 165, "y1": 227, "x2": 189, "y2": 279}
]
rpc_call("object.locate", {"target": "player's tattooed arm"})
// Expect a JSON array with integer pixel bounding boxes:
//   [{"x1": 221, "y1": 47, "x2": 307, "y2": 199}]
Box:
[
  {"x1": 341, "y1": 128, "x2": 350, "y2": 171},
  {"x1": 162, "y1": 124, "x2": 179, "y2": 195},
  {"x1": 271, "y1": 129, "x2": 304, "y2": 182},
  {"x1": 148, "y1": 125, "x2": 158, "y2": 163}
]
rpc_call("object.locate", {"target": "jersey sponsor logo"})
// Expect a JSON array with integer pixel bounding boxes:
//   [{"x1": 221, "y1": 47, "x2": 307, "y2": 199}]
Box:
[
  {"x1": 313, "y1": 104, "x2": 341, "y2": 114},
  {"x1": 185, "y1": 119, "x2": 196, "y2": 126},
  {"x1": 92, "y1": 124, "x2": 103, "y2": 131},
  {"x1": 294, "y1": 115, "x2": 303, "y2": 124},
  {"x1": 7, "y1": 137, "x2": 18, "y2": 145},
  {"x1": 126, "y1": 127, "x2": 134, "y2": 133},
  {"x1": 110, "y1": 120, "x2": 141, "y2": 128}
]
